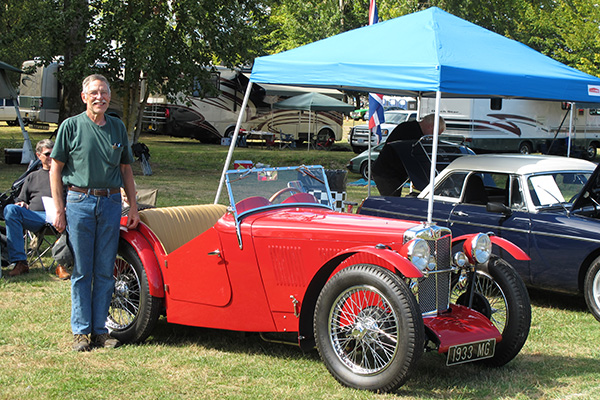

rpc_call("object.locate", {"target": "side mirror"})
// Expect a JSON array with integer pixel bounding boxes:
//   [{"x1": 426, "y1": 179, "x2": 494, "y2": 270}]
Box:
[{"x1": 487, "y1": 201, "x2": 512, "y2": 216}]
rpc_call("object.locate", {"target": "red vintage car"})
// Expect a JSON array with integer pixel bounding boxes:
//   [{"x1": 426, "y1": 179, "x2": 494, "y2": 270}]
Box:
[{"x1": 108, "y1": 165, "x2": 531, "y2": 393}]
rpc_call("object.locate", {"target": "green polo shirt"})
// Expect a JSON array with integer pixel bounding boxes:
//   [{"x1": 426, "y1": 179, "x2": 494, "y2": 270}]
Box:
[{"x1": 51, "y1": 112, "x2": 134, "y2": 188}]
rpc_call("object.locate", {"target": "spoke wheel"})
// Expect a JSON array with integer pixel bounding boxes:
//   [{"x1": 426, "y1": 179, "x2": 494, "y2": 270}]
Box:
[
  {"x1": 107, "y1": 240, "x2": 162, "y2": 343},
  {"x1": 451, "y1": 256, "x2": 531, "y2": 366},
  {"x1": 314, "y1": 264, "x2": 423, "y2": 393}
]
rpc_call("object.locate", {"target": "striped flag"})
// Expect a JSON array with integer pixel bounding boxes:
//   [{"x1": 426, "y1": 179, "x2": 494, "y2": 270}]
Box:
[{"x1": 368, "y1": 0, "x2": 384, "y2": 141}]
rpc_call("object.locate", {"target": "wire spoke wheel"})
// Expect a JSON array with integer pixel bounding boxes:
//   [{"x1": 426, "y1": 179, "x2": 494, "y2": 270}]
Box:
[
  {"x1": 329, "y1": 285, "x2": 399, "y2": 374},
  {"x1": 108, "y1": 256, "x2": 141, "y2": 330}
]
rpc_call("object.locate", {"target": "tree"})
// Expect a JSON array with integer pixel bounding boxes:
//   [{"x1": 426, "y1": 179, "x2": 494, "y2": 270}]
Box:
[{"x1": 84, "y1": 0, "x2": 271, "y2": 143}]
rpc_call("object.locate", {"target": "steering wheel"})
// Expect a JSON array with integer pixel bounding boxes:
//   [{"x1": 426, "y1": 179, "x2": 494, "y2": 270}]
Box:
[{"x1": 269, "y1": 187, "x2": 301, "y2": 203}]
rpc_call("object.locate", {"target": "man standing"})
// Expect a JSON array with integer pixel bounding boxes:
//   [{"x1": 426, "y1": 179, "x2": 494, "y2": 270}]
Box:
[
  {"x1": 50, "y1": 74, "x2": 139, "y2": 352},
  {"x1": 4, "y1": 139, "x2": 70, "y2": 279},
  {"x1": 372, "y1": 114, "x2": 445, "y2": 196}
]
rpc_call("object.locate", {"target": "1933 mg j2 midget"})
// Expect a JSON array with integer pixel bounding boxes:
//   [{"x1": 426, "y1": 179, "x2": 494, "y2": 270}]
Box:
[{"x1": 108, "y1": 165, "x2": 531, "y2": 393}]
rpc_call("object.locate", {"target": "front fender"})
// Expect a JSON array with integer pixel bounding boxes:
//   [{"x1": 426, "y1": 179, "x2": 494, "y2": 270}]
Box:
[
  {"x1": 120, "y1": 227, "x2": 165, "y2": 298},
  {"x1": 453, "y1": 234, "x2": 530, "y2": 261},
  {"x1": 297, "y1": 245, "x2": 421, "y2": 351}
]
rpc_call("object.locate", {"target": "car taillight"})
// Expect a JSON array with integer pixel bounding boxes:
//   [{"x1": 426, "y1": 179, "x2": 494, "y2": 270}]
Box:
[{"x1": 165, "y1": 108, "x2": 170, "y2": 119}]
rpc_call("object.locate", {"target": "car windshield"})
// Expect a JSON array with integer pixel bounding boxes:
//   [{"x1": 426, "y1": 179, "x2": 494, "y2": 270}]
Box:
[
  {"x1": 527, "y1": 172, "x2": 591, "y2": 207},
  {"x1": 384, "y1": 112, "x2": 410, "y2": 124},
  {"x1": 225, "y1": 165, "x2": 334, "y2": 216}
]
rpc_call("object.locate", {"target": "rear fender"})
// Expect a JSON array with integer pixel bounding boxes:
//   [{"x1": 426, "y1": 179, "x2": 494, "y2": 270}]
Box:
[
  {"x1": 297, "y1": 245, "x2": 421, "y2": 351},
  {"x1": 453, "y1": 234, "x2": 530, "y2": 261},
  {"x1": 120, "y1": 226, "x2": 165, "y2": 298}
]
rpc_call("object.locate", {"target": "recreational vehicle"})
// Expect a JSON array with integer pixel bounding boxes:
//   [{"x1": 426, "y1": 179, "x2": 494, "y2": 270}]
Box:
[
  {"x1": 142, "y1": 67, "x2": 345, "y2": 145},
  {"x1": 420, "y1": 97, "x2": 600, "y2": 159},
  {"x1": 18, "y1": 60, "x2": 123, "y2": 127}
]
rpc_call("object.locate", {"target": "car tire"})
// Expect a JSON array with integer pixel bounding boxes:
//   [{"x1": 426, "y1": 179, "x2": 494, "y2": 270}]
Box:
[
  {"x1": 584, "y1": 257, "x2": 600, "y2": 322},
  {"x1": 585, "y1": 143, "x2": 598, "y2": 161},
  {"x1": 107, "y1": 240, "x2": 162, "y2": 344},
  {"x1": 451, "y1": 256, "x2": 531, "y2": 367},
  {"x1": 359, "y1": 161, "x2": 371, "y2": 180},
  {"x1": 519, "y1": 142, "x2": 532, "y2": 155},
  {"x1": 314, "y1": 264, "x2": 424, "y2": 392}
]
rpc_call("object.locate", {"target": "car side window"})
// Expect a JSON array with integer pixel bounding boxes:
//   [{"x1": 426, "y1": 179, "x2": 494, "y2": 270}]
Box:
[{"x1": 434, "y1": 172, "x2": 468, "y2": 199}]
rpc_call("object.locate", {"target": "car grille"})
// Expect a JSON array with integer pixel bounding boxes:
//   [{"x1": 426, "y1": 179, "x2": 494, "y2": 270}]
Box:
[{"x1": 404, "y1": 225, "x2": 452, "y2": 316}]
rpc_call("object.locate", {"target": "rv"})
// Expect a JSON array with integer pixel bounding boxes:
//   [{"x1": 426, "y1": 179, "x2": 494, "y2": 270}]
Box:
[
  {"x1": 420, "y1": 97, "x2": 600, "y2": 159},
  {"x1": 18, "y1": 60, "x2": 124, "y2": 127},
  {"x1": 142, "y1": 67, "x2": 345, "y2": 145}
]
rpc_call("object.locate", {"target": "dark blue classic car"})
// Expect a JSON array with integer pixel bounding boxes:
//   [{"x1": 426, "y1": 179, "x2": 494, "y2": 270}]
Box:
[{"x1": 360, "y1": 154, "x2": 600, "y2": 322}]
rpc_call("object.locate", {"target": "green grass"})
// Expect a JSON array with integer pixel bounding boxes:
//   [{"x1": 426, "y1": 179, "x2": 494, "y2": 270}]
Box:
[{"x1": 1, "y1": 124, "x2": 600, "y2": 399}]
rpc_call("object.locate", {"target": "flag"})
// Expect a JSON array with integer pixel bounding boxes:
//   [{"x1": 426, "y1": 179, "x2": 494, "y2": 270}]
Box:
[
  {"x1": 368, "y1": 0, "x2": 384, "y2": 142},
  {"x1": 368, "y1": 93, "x2": 385, "y2": 141},
  {"x1": 368, "y1": 0, "x2": 378, "y2": 25}
]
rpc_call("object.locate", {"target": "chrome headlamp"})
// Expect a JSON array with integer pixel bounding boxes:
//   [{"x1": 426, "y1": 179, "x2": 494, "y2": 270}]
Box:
[
  {"x1": 404, "y1": 239, "x2": 431, "y2": 271},
  {"x1": 471, "y1": 233, "x2": 492, "y2": 264}
]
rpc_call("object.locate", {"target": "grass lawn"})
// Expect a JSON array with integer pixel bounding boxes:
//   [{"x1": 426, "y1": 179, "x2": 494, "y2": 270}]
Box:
[{"x1": 1, "y1": 124, "x2": 599, "y2": 399}]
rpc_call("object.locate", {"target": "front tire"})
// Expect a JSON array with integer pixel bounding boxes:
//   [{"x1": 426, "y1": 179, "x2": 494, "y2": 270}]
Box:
[
  {"x1": 314, "y1": 264, "x2": 424, "y2": 393},
  {"x1": 584, "y1": 257, "x2": 600, "y2": 322},
  {"x1": 451, "y1": 256, "x2": 531, "y2": 366},
  {"x1": 107, "y1": 240, "x2": 162, "y2": 343}
]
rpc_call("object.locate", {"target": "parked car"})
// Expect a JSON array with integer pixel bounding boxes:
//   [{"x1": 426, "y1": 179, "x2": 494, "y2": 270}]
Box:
[
  {"x1": 0, "y1": 98, "x2": 30, "y2": 126},
  {"x1": 110, "y1": 164, "x2": 531, "y2": 393},
  {"x1": 349, "y1": 108, "x2": 368, "y2": 120},
  {"x1": 347, "y1": 135, "x2": 475, "y2": 180},
  {"x1": 359, "y1": 154, "x2": 600, "y2": 322},
  {"x1": 348, "y1": 110, "x2": 417, "y2": 153}
]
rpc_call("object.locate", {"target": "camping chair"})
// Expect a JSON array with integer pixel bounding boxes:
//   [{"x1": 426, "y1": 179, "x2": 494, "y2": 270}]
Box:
[
  {"x1": 26, "y1": 223, "x2": 59, "y2": 270},
  {"x1": 279, "y1": 133, "x2": 295, "y2": 149}
]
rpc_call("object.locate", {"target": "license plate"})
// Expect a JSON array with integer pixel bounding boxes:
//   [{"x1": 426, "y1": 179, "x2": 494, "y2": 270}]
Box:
[{"x1": 446, "y1": 338, "x2": 495, "y2": 366}]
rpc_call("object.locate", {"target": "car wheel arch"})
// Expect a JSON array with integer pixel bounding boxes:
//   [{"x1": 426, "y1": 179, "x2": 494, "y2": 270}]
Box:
[
  {"x1": 297, "y1": 248, "x2": 421, "y2": 351},
  {"x1": 578, "y1": 248, "x2": 600, "y2": 293},
  {"x1": 119, "y1": 228, "x2": 165, "y2": 298}
]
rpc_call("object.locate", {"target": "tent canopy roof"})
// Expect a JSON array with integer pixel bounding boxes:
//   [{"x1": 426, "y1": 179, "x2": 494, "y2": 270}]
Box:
[
  {"x1": 273, "y1": 92, "x2": 355, "y2": 113},
  {"x1": 251, "y1": 7, "x2": 600, "y2": 103}
]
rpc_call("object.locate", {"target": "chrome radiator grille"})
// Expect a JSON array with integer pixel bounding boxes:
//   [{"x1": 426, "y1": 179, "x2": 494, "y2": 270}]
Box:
[{"x1": 404, "y1": 225, "x2": 452, "y2": 316}]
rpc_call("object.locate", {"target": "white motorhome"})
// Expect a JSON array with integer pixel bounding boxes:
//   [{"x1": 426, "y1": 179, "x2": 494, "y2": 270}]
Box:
[
  {"x1": 18, "y1": 60, "x2": 124, "y2": 127},
  {"x1": 143, "y1": 67, "x2": 345, "y2": 145},
  {"x1": 420, "y1": 97, "x2": 600, "y2": 160}
]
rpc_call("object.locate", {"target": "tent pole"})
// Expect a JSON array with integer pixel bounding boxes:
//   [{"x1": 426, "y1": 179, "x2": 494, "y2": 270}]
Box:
[
  {"x1": 426, "y1": 91, "x2": 442, "y2": 225},
  {"x1": 567, "y1": 102, "x2": 574, "y2": 157},
  {"x1": 215, "y1": 80, "x2": 253, "y2": 204}
]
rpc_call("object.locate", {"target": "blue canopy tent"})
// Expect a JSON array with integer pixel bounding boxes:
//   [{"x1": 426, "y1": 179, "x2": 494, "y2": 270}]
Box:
[{"x1": 216, "y1": 7, "x2": 600, "y2": 221}]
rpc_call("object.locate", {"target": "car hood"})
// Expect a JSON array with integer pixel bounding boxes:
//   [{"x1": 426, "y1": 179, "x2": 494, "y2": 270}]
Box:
[{"x1": 571, "y1": 161, "x2": 600, "y2": 212}]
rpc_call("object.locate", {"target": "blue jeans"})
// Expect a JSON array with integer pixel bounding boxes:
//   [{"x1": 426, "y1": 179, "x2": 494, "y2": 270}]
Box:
[
  {"x1": 66, "y1": 191, "x2": 122, "y2": 335},
  {"x1": 3, "y1": 204, "x2": 46, "y2": 263}
]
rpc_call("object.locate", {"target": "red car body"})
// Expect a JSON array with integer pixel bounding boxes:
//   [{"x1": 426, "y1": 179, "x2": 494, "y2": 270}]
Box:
[{"x1": 110, "y1": 165, "x2": 531, "y2": 392}]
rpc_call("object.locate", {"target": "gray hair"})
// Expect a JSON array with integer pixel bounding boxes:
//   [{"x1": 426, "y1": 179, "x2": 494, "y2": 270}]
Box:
[
  {"x1": 82, "y1": 74, "x2": 111, "y2": 94},
  {"x1": 36, "y1": 139, "x2": 54, "y2": 153},
  {"x1": 420, "y1": 113, "x2": 446, "y2": 134}
]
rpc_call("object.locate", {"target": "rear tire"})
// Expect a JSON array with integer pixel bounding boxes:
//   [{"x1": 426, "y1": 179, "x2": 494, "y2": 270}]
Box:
[
  {"x1": 451, "y1": 256, "x2": 531, "y2": 366},
  {"x1": 519, "y1": 142, "x2": 532, "y2": 155},
  {"x1": 584, "y1": 257, "x2": 600, "y2": 322},
  {"x1": 314, "y1": 264, "x2": 423, "y2": 392},
  {"x1": 107, "y1": 240, "x2": 162, "y2": 343}
]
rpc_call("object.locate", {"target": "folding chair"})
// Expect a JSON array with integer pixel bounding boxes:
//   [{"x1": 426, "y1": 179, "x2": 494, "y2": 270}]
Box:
[
  {"x1": 279, "y1": 133, "x2": 295, "y2": 150},
  {"x1": 26, "y1": 223, "x2": 59, "y2": 271}
]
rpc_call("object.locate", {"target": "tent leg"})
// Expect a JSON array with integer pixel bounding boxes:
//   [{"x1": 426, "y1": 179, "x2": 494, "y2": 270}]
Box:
[{"x1": 214, "y1": 81, "x2": 253, "y2": 204}]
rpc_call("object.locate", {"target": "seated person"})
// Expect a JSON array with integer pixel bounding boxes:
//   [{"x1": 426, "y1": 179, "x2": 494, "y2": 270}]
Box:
[
  {"x1": 372, "y1": 114, "x2": 446, "y2": 196},
  {"x1": 4, "y1": 139, "x2": 70, "y2": 279}
]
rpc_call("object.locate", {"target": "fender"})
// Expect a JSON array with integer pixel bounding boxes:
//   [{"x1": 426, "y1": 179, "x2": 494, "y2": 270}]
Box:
[
  {"x1": 453, "y1": 234, "x2": 530, "y2": 261},
  {"x1": 327, "y1": 245, "x2": 424, "y2": 278},
  {"x1": 297, "y1": 245, "x2": 422, "y2": 351},
  {"x1": 120, "y1": 226, "x2": 165, "y2": 298}
]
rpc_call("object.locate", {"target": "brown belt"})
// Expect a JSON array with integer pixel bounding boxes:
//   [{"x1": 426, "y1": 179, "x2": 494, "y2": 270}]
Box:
[{"x1": 69, "y1": 185, "x2": 120, "y2": 196}]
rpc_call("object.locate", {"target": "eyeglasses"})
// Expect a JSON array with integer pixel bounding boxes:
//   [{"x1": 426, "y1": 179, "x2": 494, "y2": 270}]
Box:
[
  {"x1": 87, "y1": 90, "x2": 110, "y2": 97},
  {"x1": 42, "y1": 152, "x2": 52, "y2": 157}
]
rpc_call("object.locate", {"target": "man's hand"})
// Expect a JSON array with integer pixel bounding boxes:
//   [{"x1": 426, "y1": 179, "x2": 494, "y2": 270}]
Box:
[
  {"x1": 54, "y1": 210, "x2": 66, "y2": 233},
  {"x1": 15, "y1": 201, "x2": 28, "y2": 209},
  {"x1": 126, "y1": 207, "x2": 139, "y2": 230}
]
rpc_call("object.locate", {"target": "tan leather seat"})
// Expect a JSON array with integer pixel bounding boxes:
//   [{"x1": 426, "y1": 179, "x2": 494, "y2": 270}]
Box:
[{"x1": 139, "y1": 204, "x2": 227, "y2": 254}]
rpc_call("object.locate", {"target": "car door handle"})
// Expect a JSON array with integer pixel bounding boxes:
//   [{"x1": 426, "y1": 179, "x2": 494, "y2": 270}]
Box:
[
  {"x1": 452, "y1": 210, "x2": 469, "y2": 217},
  {"x1": 208, "y1": 250, "x2": 221, "y2": 257}
]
